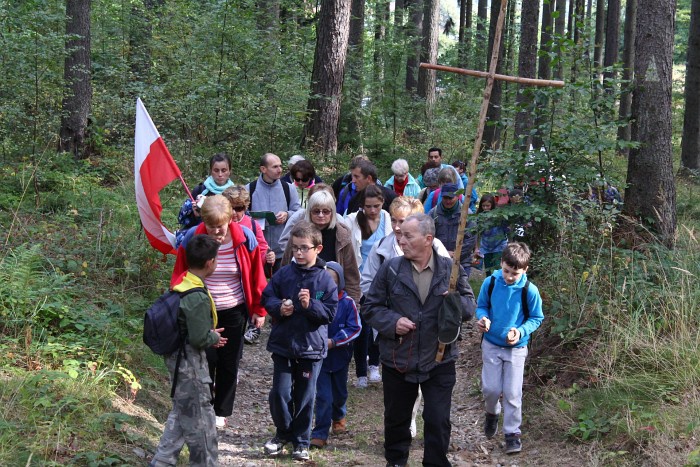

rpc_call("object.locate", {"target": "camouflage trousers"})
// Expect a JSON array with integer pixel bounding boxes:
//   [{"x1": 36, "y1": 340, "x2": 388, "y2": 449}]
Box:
[{"x1": 151, "y1": 345, "x2": 217, "y2": 467}]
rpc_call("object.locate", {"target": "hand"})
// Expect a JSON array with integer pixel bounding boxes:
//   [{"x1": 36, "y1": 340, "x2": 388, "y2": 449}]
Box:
[
  {"x1": 265, "y1": 249, "x2": 276, "y2": 265},
  {"x1": 280, "y1": 299, "x2": 294, "y2": 317},
  {"x1": 212, "y1": 328, "x2": 228, "y2": 348},
  {"x1": 298, "y1": 288, "x2": 310, "y2": 309},
  {"x1": 395, "y1": 317, "x2": 416, "y2": 336},
  {"x1": 477, "y1": 317, "x2": 491, "y2": 333},
  {"x1": 506, "y1": 327, "x2": 521, "y2": 345},
  {"x1": 275, "y1": 211, "x2": 288, "y2": 224},
  {"x1": 251, "y1": 314, "x2": 265, "y2": 328},
  {"x1": 448, "y1": 250, "x2": 454, "y2": 259},
  {"x1": 327, "y1": 338, "x2": 334, "y2": 349}
]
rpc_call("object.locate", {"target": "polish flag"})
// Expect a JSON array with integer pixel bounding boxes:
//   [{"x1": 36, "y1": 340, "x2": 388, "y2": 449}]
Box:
[{"x1": 134, "y1": 98, "x2": 186, "y2": 255}]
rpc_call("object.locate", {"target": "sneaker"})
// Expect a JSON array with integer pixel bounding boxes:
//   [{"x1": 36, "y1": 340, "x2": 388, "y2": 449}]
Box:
[
  {"x1": 264, "y1": 437, "x2": 287, "y2": 455},
  {"x1": 504, "y1": 433, "x2": 522, "y2": 454},
  {"x1": 215, "y1": 416, "x2": 227, "y2": 428},
  {"x1": 409, "y1": 418, "x2": 417, "y2": 438},
  {"x1": 292, "y1": 446, "x2": 310, "y2": 461},
  {"x1": 368, "y1": 365, "x2": 382, "y2": 383},
  {"x1": 243, "y1": 324, "x2": 261, "y2": 344},
  {"x1": 484, "y1": 412, "x2": 498, "y2": 439},
  {"x1": 355, "y1": 376, "x2": 368, "y2": 388}
]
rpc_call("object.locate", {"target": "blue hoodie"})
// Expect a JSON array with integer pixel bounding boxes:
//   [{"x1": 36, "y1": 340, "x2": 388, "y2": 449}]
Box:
[
  {"x1": 322, "y1": 261, "x2": 362, "y2": 372},
  {"x1": 476, "y1": 269, "x2": 544, "y2": 348}
]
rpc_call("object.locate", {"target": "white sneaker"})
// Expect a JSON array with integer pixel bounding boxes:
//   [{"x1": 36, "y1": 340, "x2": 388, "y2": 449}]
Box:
[
  {"x1": 410, "y1": 418, "x2": 417, "y2": 438},
  {"x1": 355, "y1": 376, "x2": 368, "y2": 388},
  {"x1": 368, "y1": 365, "x2": 381, "y2": 383},
  {"x1": 216, "y1": 416, "x2": 226, "y2": 428}
]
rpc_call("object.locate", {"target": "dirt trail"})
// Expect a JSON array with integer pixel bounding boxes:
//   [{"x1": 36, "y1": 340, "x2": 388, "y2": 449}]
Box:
[{"x1": 217, "y1": 323, "x2": 588, "y2": 466}]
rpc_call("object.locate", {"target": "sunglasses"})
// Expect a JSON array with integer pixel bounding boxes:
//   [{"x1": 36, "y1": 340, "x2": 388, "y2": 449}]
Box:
[
  {"x1": 294, "y1": 176, "x2": 311, "y2": 183},
  {"x1": 232, "y1": 205, "x2": 246, "y2": 212},
  {"x1": 311, "y1": 209, "x2": 333, "y2": 216}
]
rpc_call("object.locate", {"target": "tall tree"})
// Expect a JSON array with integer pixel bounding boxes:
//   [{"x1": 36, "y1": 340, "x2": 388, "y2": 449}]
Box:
[
  {"x1": 483, "y1": 0, "x2": 506, "y2": 151},
  {"x1": 555, "y1": 0, "x2": 567, "y2": 79},
  {"x1": 539, "y1": 0, "x2": 554, "y2": 81},
  {"x1": 477, "y1": 0, "x2": 488, "y2": 70},
  {"x1": 59, "y1": 0, "x2": 92, "y2": 159},
  {"x1": 458, "y1": 0, "x2": 473, "y2": 69},
  {"x1": 514, "y1": 0, "x2": 540, "y2": 150},
  {"x1": 623, "y1": 0, "x2": 676, "y2": 247},
  {"x1": 603, "y1": 0, "x2": 620, "y2": 87},
  {"x1": 374, "y1": 0, "x2": 389, "y2": 85},
  {"x1": 417, "y1": 0, "x2": 439, "y2": 110},
  {"x1": 681, "y1": 0, "x2": 700, "y2": 171},
  {"x1": 300, "y1": 0, "x2": 352, "y2": 154},
  {"x1": 617, "y1": 0, "x2": 636, "y2": 155},
  {"x1": 341, "y1": 0, "x2": 365, "y2": 139},
  {"x1": 405, "y1": 0, "x2": 424, "y2": 91},
  {"x1": 593, "y1": 0, "x2": 605, "y2": 70}
]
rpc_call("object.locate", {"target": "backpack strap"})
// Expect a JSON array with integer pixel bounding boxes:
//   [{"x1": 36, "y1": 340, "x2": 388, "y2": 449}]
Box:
[
  {"x1": 248, "y1": 178, "x2": 291, "y2": 210},
  {"x1": 521, "y1": 280, "x2": 530, "y2": 320}
]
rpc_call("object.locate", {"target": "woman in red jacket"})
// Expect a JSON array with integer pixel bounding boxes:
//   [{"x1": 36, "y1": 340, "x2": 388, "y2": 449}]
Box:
[{"x1": 171, "y1": 195, "x2": 267, "y2": 428}]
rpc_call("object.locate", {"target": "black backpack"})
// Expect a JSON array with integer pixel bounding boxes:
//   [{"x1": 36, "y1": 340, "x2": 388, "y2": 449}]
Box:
[
  {"x1": 487, "y1": 276, "x2": 530, "y2": 318},
  {"x1": 143, "y1": 287, "x2": 206, "y2": 396},
  {"x1": 248, "y1": 178, "x2": 291, "y2": 210}
]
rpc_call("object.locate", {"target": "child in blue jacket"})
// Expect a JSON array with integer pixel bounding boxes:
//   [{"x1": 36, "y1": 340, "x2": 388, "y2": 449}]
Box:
[
  {"x1": 310, "y1": 261, "x2": 361, "y2": 449},
  {"x1": 476, "y1": 242, "x2": 544, "y2": 455},
  {"x1": 261, "y1": 221, "x2": 338, "y2": 462}
]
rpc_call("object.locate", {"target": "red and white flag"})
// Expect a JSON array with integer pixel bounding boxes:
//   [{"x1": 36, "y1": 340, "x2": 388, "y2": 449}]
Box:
[{"x1": 134, "y1": 98, "x2": 183, "y2": 255}]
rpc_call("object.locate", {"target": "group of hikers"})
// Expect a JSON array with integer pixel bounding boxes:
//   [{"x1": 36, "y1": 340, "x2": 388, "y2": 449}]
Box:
[{"x1": 148, "y1": 149, "x2": 545, "y2": 467}]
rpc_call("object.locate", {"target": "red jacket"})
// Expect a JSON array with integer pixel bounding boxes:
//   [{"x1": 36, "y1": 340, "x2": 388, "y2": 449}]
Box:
[{"x1": 171, "y1": 222, "x2": 267, "y2": 318}]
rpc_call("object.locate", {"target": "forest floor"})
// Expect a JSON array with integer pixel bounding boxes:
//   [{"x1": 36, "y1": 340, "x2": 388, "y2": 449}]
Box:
[{"x1": 207, "y1": 321, "x2": 593, "y2": 467}]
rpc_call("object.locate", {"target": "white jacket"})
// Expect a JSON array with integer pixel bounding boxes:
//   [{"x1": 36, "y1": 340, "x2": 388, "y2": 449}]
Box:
[{"x1": 346, "y1": 210, "x2": 393, "y2": 270}]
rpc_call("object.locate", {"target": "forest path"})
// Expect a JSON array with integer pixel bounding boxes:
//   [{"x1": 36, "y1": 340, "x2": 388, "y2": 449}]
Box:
[{"x1": 215, "y1": 320, "x2": 589, "y2": 466}]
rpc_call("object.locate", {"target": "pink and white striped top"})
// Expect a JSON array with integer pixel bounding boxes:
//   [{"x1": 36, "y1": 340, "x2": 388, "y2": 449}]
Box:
[{"x1": 204, "y1": 240, "x2": 244, "y2": 310}]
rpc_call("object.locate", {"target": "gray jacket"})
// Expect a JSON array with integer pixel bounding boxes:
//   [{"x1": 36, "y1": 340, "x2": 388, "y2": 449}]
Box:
[
  {"x1": 362, "y1": 249, "x2": 476, "y2": 382},
  {"x1": 246, "y1": 175, "x2": 301, "y2": 256}
]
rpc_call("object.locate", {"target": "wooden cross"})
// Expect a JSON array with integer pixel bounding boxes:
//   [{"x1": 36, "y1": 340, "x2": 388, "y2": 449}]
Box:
[{"x1": 426, "y1": 0, "x2": 564, "y2": 362}]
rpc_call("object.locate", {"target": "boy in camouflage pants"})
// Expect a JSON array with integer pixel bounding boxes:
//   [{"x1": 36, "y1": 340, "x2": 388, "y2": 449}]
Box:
[{"x1": 151, "y1": 235, "x2": 227, "y2": 466}]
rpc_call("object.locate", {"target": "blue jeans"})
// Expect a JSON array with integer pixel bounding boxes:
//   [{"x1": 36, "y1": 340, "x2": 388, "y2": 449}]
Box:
[
  {"x1": 353, "y1": 314, "x2": 380, "y2": 377},
  {"x1": 311, "y1": 364, "x2": 349, "y2": 440},
  {"x1": 268, "y1": 354, "x2": 322, "y2": 448}
]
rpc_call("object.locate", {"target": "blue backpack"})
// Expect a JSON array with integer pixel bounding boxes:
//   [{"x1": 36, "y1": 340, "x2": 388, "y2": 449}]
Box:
[{"x1": 143, "y1": 287, "x2": 206, "y2": 396}]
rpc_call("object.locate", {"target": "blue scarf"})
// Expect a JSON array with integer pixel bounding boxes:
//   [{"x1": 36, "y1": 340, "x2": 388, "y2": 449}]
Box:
[{"x1": 201, "y1": 176, "x2": 234, "y2": 195}]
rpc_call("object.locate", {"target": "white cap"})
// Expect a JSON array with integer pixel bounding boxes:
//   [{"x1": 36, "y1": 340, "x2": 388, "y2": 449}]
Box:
[{"x1": 288, "y1": 155, "x2": 305, "y2": 168}]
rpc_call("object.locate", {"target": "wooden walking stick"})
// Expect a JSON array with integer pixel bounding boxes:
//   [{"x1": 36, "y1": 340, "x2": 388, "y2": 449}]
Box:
[{"x1": 432, "y1": 0, "x2": 564, "y2": 362}]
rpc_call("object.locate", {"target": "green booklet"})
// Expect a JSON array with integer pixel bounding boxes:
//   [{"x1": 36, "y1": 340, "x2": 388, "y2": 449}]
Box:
[{"x1": 249, "y1": 211, "x2": 277, "y2": 223}]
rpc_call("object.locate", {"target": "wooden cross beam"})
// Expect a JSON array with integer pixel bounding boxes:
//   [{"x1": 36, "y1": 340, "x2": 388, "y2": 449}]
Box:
[{"x1": 429, "y1": 0, "x2": 564, "y2": 362}]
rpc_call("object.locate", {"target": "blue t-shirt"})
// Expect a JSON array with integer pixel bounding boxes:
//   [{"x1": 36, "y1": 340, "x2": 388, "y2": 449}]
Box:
[{"x1": 359, "y1": 215, "x2": 386, "y2": 273}]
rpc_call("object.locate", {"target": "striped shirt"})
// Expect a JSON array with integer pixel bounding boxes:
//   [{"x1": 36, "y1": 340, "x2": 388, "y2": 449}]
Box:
[{"x1": 204, "y1": 240, "x2": 244, "y2": 310}]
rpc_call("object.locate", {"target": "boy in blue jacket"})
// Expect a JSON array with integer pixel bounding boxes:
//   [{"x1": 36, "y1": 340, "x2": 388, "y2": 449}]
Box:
[
  {"x1": 476, "y1": 242, "x2": 544, "y2": 455},
  {"x1": 261, "y1": 221, "x2": 338, "y2": 461},
  {"x1": 310, "y1": 261, "x2": 361, "y2": 449}
]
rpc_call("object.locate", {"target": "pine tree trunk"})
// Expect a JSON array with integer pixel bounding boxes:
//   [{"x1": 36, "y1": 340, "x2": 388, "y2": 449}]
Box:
[
  {"x1": 514, "y1": 0, "x2": 540, "y2": 150},
  {"x1": 417, "y1": 0, "x2": 439, "y2": 113},
  {"x1": 483, "y1": 0, "x2": 505, "y2": 151},
  {"x1": 477, "y1": 0, "x2": 488, "y2": 70},
  {"x1": 458, "y1": 0, "x2": 472, "y2": 69},
  {"x1": 593, "y1": 0, "x2": 605, "y2": 69},
  {"x1": 616, "y1": 0, "x2": 636, "y2": 156},
  {"x1": 555, "y1": 0, "x2": 567, "y2": 79},
  {"x1": 374, "y1": 0, "x2": 389, "y2": 85},
  {"x1": 539, "y1": 0, "x2": 554, "y2": 81},
  {"x1": 405, "y1": 0, "x2": 424, "y2": 91},
  {"x1": 681, "y1": 0, "x2": 700, "y2": 171},
  {"x1": 395, "y1": 0, "x2": 405, "y2": 28},
  {"x1": 603, "y1": 0, "x2": 620, "y2": 88},
  {"x1": 567, "y1": 0, "x2": 575, "y2": 40},
  {"x1": 341, "y1": 0, "x2": 365, "y2": 139},
  {"x1": 300, "y1": 0, "x2": 352, "y2": 155},
  {"x1": 623, "y1": 0, "x2": 676, "y2": 247},
  {"x1": 59, "y1": 0, "x2": 92, "y2": 159}
]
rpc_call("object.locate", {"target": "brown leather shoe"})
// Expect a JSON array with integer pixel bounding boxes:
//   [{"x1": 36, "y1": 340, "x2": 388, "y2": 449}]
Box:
[
  {"x1": 332, "y1": 418, "x2": 347, "y2": 434},
  {"x1": 310, "y1": 438, "x2": 326, "y2": 449}
]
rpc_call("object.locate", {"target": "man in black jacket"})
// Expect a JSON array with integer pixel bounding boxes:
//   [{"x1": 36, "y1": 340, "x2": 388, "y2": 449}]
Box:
[{"x1": 363, "y1": 214, "x2": 476, "y2": 467}]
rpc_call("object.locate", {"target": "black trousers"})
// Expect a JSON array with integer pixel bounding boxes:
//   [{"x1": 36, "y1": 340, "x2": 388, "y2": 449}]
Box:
[
  {"x1": 206, "y1": 304, "x2": 247, "y2": 417},
  {"x1": 382, "y1": 362, "x2": 456, "y2": 467}
]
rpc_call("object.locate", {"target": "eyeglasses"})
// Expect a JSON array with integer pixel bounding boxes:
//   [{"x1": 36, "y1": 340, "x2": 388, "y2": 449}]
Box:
[
  {"x1": 311, "y1": 209, "x2": 332, "y2": 216},
  {"x1": 232, "y1": 205, "x2": 246, "y2": 212},
  {"x1": 294, "y1": 176, "x2": 311, "y2": 183},
  {"x1": 291, "y1": 245, "x2": 316, "y2": 253}
]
